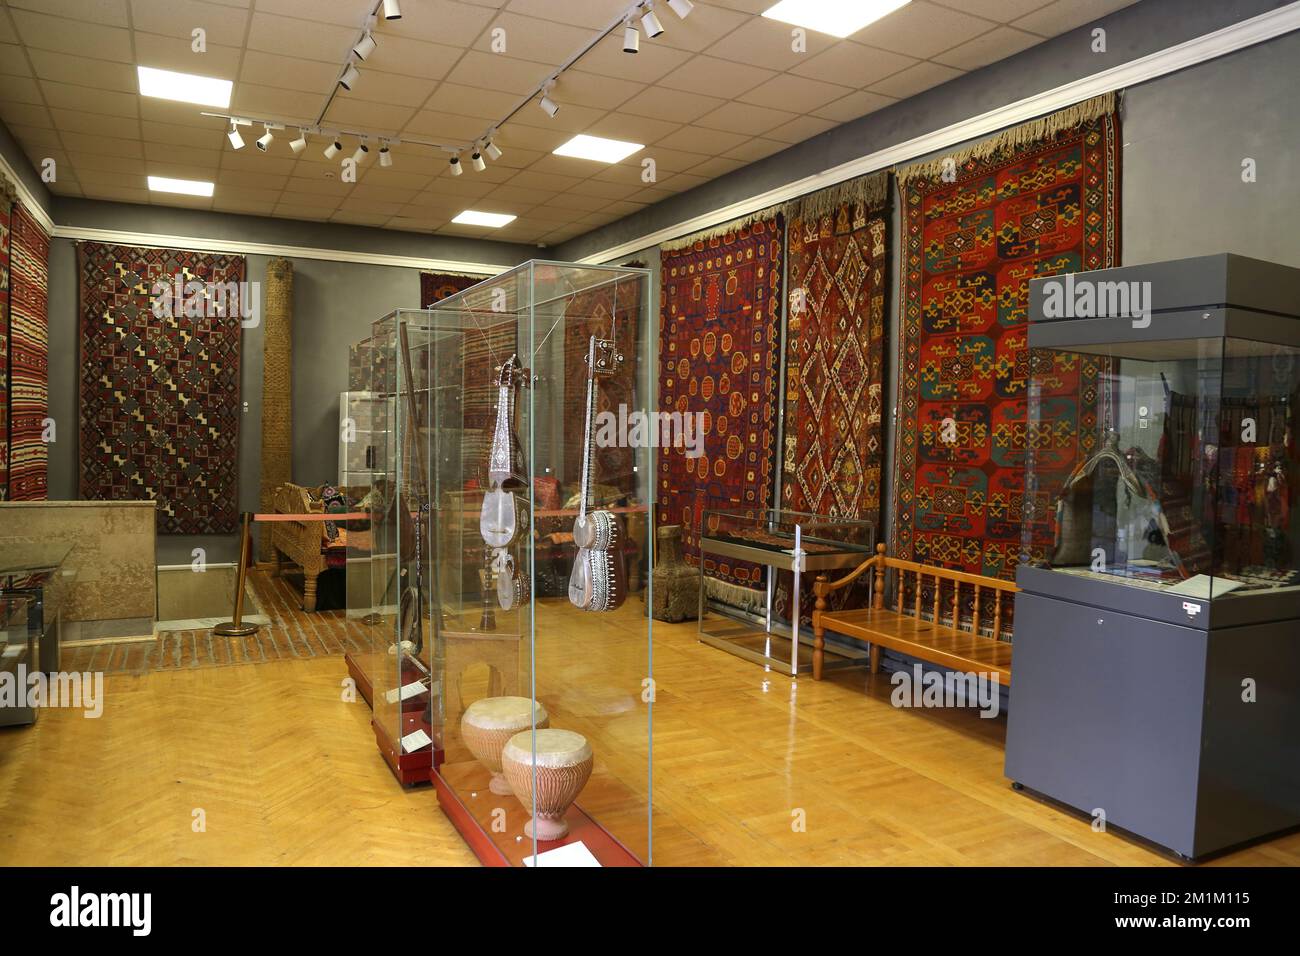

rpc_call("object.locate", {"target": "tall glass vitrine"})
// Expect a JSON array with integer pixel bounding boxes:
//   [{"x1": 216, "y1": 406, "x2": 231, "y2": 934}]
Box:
[{"x1": 366, "y1": 261, "x2": 654, "y2": 865}]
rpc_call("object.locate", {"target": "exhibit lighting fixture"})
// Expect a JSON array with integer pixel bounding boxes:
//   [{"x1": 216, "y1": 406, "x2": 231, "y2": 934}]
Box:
[
  {"x1": 227, "y1": 120, "x2": 244, "y2": 150},
  {"x1": 471, "y1": 149, "x2": 486, "y2": 172},
  {"x1": 484, "y1": 138, "x2": 502, "y2": 161},
  {"x1": 623, "y1": 18, "x2": 640, "y2": 53},
  {"x1": 148, "y1": 175, "x2": 214, "y2": 197},
  {"x1": 255, "y1": 124, "x2": 274, "y2": 151},
  {"x1": 553, "y1": 133, "x2": 644, "y2": 164},
  {"x1": 324, "y1": 139, "x2": 343, "y2": 159},
  {"x1": 353, "y1": 31, "x2": 377, "y2": 60},
  {"x1": 641, "y1": 3, "x2": 665, "y2": 38},
  {"x1": 452, "y1": 210, "x2": 516, "y2": 228},
  {"x1": 761, "y1": 0, "x2": 910, "y2": 38},
  {"x1": 289, "y1": 129, "x2": 307, "y2": 154},
  {"x1": 379, "y1": 143, "x2": 392, "y2": 167},
  {"x1": 667, "y1": 0, "x2": 694, "y2": 19},
  {"x1": 340, "y1": 61, "x2": 361, "y2": 91},
  {"x1": 539, "y1": 82, "x2": 560, "y2": 118},
  {"x1": 383, "y1": 0, "x2": 402, "y2": 20},
  {"x1": 351, "y1": 142, "x2": 369, "y2": 164},
  {"x1": 449, "y1": 154, "x2": 463, "y2": 176},
  {"x1": 137, "y1": 65, "x2": 232, "y2": 108}
]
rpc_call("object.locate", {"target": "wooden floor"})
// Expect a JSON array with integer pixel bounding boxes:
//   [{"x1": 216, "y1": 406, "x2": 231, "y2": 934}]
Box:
[{"x1": 4, "y1": 587, "x2": 1299, "y2": 866}]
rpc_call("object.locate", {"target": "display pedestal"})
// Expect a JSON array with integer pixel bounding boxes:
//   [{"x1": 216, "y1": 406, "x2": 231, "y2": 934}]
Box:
[
  {"x1": 431, "y1": 760, "x2": 642, "y2": 867},
  {"x1": 345, "y1": 651, "x2": 373, "y2": 708},
  {"x1": 373, "y1": 710, "x2": 437, "y2": 787}
]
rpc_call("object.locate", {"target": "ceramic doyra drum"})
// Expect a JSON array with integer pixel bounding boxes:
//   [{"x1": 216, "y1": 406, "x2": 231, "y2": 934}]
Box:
[
  {"x1": 460, "y1": 697, "x2": 549, "y2": 796},
  {"x1": 501, "y1": 728, "x2": 593, "y2": 841}
]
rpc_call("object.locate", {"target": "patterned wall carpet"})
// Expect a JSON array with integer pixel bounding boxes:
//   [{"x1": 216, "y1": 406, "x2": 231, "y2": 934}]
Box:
[
  {"x1": 893, "y1": 97, "x2": 1120, "y2": 580},
  {"x1": 7, "y1": 203, "x2": 50, "y2": 501},
  {"x1": 658, "y1": 217, "x2": 784, "y2": 592},
  {"x1": 77, "y1": 241, "x2": 246, "y2": 533},
  {"x1": 0, "y1": 180, "x2": 12, "y2": 499}
]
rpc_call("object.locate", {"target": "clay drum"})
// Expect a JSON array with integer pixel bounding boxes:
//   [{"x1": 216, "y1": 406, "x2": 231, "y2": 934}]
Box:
[
  {"x1": 500, "y1": 728, "x2": 593, "y2": 841},
  {"x1": 461, "y1": 696, "x2": 549, "y2": 796}
]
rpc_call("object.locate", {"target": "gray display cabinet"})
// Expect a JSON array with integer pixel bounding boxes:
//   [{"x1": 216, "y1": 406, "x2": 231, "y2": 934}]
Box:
[{"x1": 1005, "y1": 254, "x2": 1300, "y2": 860}]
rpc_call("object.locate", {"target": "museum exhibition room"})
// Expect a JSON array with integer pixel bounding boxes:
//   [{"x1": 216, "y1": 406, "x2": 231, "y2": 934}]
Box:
[{"x1": 2, "y1": 0, "x2": 1300, "y2": 880}]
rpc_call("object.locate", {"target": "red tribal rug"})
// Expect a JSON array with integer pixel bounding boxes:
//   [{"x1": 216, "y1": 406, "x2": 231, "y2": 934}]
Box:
[
  {"x1": 658, "y1": 217, "x2": 783, "y2": 591},
  {"x1": 7, "y1": 203, "x2": 50, "y2": 501},
  {"x1": 419, "y1": 270, "x2": 479, "y2": 308},
  {"x1": 892, "y1": 94, "x2": 1120, "y2": 580},
  {"x1": 0, "y1": 177, "x2": 13, "y2": 500},
  {"x1": 78, "y1": 241, "x2": 246, "y2": 533}
]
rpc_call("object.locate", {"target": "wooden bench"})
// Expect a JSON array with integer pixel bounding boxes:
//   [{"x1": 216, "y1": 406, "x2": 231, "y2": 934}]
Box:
[{"x1": 811, "y1": 544, "x2": 1018, "y2": 683}]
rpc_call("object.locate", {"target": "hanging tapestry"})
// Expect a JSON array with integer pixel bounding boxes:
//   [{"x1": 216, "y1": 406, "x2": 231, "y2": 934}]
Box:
[
  {"x1": 0, "y1": 175, "x2": 13, "y2": 500},
  {"x1": 893, "y1": 94, "x2": 1120, "y2": 580},
  {"x1": 658, "y1": 216, "x2": 784, "y2": 593},
  {"x1": 420, "y1": 270, "x2": 479, "y2": 308},
  {"x1": 77, "y1": 241, "x2": 246, "y2": 533},
  {"x1": 562, "y1": 264, "x2": 644, "y2": 495},
  {"x1": 7, "y1": 203, "x2": 50, "y2": 501}
]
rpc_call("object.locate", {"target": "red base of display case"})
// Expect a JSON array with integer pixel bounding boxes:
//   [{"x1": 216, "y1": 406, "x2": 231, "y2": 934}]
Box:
[
  {"x1": 345, "y1": 652, "x2": 372, "y2": 708},
  {"x1": 431, "y1": 760, "x2": 643, "y2": 867},
  {"x1": 373, "y1": 712, "x2": 438, "y2": 787}
]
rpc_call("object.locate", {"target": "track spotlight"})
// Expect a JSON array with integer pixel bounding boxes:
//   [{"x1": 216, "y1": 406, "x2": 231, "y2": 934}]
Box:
[
  {"x1": 255, "y1": 124, "x2": 274, "y2": 151},
  {"x1": 449, "y1": 155, "x2": 463, "y2": 176},
  {"x1": 641, "y1": 3, "x2": 665, "y2": 38},
  {"x1": 539, "y1": 83, "x2": 559, "y2": 118},
  {"x1": 623, "y1": 18, "x2": 640, "y2": 53},
  {"x1": 339, "y1": 61, "x2": 360, "y2": 91},
  {"x1": 289, "y1": 128, "x2": 307, "y2": 154},
  {"x1": 471, "y1": 149, "x2": 486, "y2": 172},
  {"x1": 353, "y1": 31, "x2": 377, "y2": 61},
  {"x1": 379, "y1": 143, "x2": 392, "y2": 167},
  {"x1": 382, "y1": 0, "x2": 401, "y2": 20},
  {"x1": 351, "y1": 142, "x2": 369, "y2": 164},
  {"x1": 484, "y1": 138, "x2": 502, "y2": 161},
  {"x1": 227, "y1": 120, "x2": 244, "y2": 150},
  {"x1": 324, "y1": 139, "x2": 342, "y2": 159},
  {"x1": 668, "y1": 0, "x2": 693, "y2": 19}
]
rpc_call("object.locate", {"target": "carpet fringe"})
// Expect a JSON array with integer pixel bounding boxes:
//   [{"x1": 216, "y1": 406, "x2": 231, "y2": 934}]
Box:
[
  {"x1": 705, "y1": 577, "x2": 768, "y2": 615},
  {"x1": 661, "y1": 211, "x2": 783, "y2": 253},
  {"x1": 897, "y1": 92, "x2": 1117, "y2": 186},
  {"x1": 790, "y1": 170, "x2": 891, "y2": 222}
]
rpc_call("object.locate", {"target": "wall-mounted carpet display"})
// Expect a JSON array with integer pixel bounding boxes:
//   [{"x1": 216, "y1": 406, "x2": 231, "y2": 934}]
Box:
[
  {"x1": 7, "y1": 202, "x2": 50, "y2": 501},
  {"x1": 0, "y1": 174, "x2": 14, "y2": 500},
  {"x1": 258, "y1": 257, "x2": 293, "y2": 561},
  {"x1": 658, "y1": 216, "x2": 784, "y2": 596},
  {"x1": 892, "y1": 93, "x2": 1120, "y2": 580},
  {"x1": 562, "y1": 266, "x2": 644, "y2": 494},
  {"x1": 420, "y1": 270, "x2": 479, "y2": 308},
  {"x1": 77, "y1": 241, "x2": 246, "y2": 534}
]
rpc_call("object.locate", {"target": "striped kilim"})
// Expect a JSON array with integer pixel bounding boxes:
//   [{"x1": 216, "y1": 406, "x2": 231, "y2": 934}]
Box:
[{"x1": 6, "y1": 202, "x2": 49, "y2": 501}]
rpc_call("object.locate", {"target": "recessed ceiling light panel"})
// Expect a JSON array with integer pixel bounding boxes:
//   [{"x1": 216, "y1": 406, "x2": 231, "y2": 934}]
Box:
[
  {"x1": 761, "y1": 0, "x2": 911, "y2": 38},
  {"x1": 552, "y1": 134, "x2": 644, "y2": 164},
  {"x1": 452, "y1": 210, "x2": 516, "y2": 228},
  {"x1": 137, "y1": 66, "x2": 232, "y2": 108},
  {"x1": 148, "y1": 175, "x2": 214, "y2": 197}
]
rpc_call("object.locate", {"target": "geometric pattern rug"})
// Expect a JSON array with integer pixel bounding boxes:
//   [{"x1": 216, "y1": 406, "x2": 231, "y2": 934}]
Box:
[
  {"x1": 658, "y1": 216, "x2": 784, "y2": 590},
  {"x1": 77, "y1": 241, "x2": 246, "y2": 534},
  {"x1": 892, "y1": 101, "x2": 1120, "y2": 580},
  {"x1": 7, "y1": 203, "x2": 50, "y2": 501},
  {"x1": 0, "y1": 180, "x2": 12, "y2": 499}
]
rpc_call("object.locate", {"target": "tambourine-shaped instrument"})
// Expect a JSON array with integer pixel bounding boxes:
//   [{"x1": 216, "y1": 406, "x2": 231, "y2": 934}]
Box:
[{"x1": 495, "y1": 549, "x2": 530, "y2": 611}]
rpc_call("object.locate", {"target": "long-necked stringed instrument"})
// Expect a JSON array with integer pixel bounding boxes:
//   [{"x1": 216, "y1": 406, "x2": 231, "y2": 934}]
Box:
[
  {"x1": 569, "y1": 335, "x2": 626, "y2": 612},
  {"x1": 481, "y1": 353, "x2": 530, "y2": 610}
]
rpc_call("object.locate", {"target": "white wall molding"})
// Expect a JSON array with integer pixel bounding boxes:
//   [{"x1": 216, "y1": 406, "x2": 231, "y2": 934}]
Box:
[
  {"x1": 0, "y1": 151, "x2": 56, "y2": 234},
  {"x1": 578, "y1": 1, "x2": 1300, "y2": 264},
  {"x1": 51, "y1": 224, "x2": 504, "y2": 275}
]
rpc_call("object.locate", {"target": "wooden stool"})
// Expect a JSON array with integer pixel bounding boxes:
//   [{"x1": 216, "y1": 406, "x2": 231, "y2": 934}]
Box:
[
  {"x1": 460, "y1": 697, "x2": 549, "y2": 796},
  {"x1": 501, "y1": 728, "x2": 593, "y2": 841}
]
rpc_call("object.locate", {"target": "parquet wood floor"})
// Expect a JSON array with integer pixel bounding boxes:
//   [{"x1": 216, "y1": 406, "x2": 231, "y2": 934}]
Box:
[{"x1": 4, "y1": 587, "x2": 1298, "y2": 866}]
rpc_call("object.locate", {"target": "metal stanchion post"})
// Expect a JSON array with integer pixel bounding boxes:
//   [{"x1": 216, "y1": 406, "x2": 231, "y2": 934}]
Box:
[{"x1": 215, "y1": 512, "x2": 260, "y2": 637}]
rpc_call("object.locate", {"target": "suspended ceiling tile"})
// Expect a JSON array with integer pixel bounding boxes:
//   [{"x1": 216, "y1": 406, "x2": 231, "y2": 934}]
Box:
[
  {"x1": 765, "y1": 113, "x2": 838, "y2": 144},
  {"x1": 214, "y1": 197, "x2": 276, "y2": 215},
  {"x1": 324, "y1": 96, "x2": 419, "y2": 134},
  {"x1": 931, "y1": 0, "x2": 1057, "y2": 21},
  {"x1": 10, "y1": 124, "x2": 70, "y2": 150},
  {"x1": 26, "y1": 48, "x2": 137, "y2": 91},
  {"x1": 143, "y1": 141, "x2": 222, "y2": 169},
  {"x1": 229, "y1": 84, "x2": 322, "y2": 123},
  {"x1": 359, "y1": 168, "x2": 436, "y2": 191},
  {"x1": 490, "y1": 121, "x2": 571, "y2": 153},
  {"x1": 622, "y1": 144, "x2": 710, "y2": 173},
  {"x1": 359, "y1": 35, "x2": 462, "y2": 81},
  {"x1": 142, "y1": 119, "x2": 227, "y2": 149},
  {"x1": 216, "y1": 168, "x2": 290, "y2": 189},
  {"x1": 337, "y1": 196, "x2": 407, "y2": 217},
  {"x1": 541, "y1": 69, "x2": 645, "y2": 111},
  {"x1": 239, "y1": 50, "x2": 340, "y2": 95},
  {"x1": 403, "y1": 109, "x2": 498, "y2": 141},
  {"x1": 40, "y1": 80, "x2": 140, "y2": 119},
  {"x1": 502, "y1": 168, "x2": 585, "y2": 192},
  {"x1": 686, "y1": 155, "x2": 747, "y2": 179},
  {"x1": 590, "y1": 160, "x2": 652, "y2": 185},
  {"x1": 0, "y1": 43, "x2": 30, "y2": 75},
  {"x1": 211, "y1": 185, "x2": 282, "y2": 204},
  {"x1": 583, "y1": 111, "x2": 681, "y2": 145},
  {"x1": 867, "y1": 60, "x2": 964, "y2": 99},
  {"x1": 52, "y1": 107, "x2": 137, "y2": 137},
  {"x1": 138, "y1": 97, "x2": 229, "y2": 128},
  {"x1": 9, "y1": 9, "x2": 133, "y2": 61},
  {"x1": 483, "y1": 184, "x2": 555, "y2": 206},
  {"x1": 329, "y1": 209, "x2": 393, "y2": 226},
  {"x1": 218, "y1": 149, "x2": 296, "y2": 175},
  {"x1": 706, "y1": 0, "x2": 773, "y2": 13},
  {"x1": 508, "y1": 100, "x2": 608, "y2": 135},
  {"x1": 576, "y1": 35, "x2": 692, "y2": 84},
  {"x1": 347, "y1": 182, "x2": 422, "y2": 205},
  {"x1": 789, "y1": 40, "x2": 918, "y2": 88},
  {"x1": 277, "y1": 182, "x2": 344, "y2": 202},
  {"x1": 655, "y1": 124, "x2": 752, "y2": 155},
  {"x1": 129, "y1": 0, "x2": 251, "y2": 47},
  {"x1": 0, "y1": 76, "x2": 43, "y2": 105},
  {"x1": 424, "y1": 176, "x2": 496, "y2": 199},
  {"x1": 80, "y1": 183, "x2": 152, "y2": 202},
  {"x1": 0, "y1": 101, "x2": 54, "y2": 128},
  {"x1": 703, "y1": 15, "x2": 836, "y2": 71},
  {"x1": 476, "y1": 144, "x2": 545, "y2": 169},
  {"x1": 737, "y1": 72, "x2": 853, "y2": 113},
  {"x1": 563, "y1": 178, "x2": 641, "y2": 201},
  {"x1": 141, "y1": 160, "x2": 221, "y2": 184},
  {"x1": 245, "y1": 12, "x2": 356, "y2": 63},
  {"x1": 851, "y1": 1, "x2": 997, "y2": 60},
  {"x1": 272, "y1": 202, "x2": 332, "y2": 220},
  {"x1": 8, "y1": 0, "x2": 129, "y2": 29},
  {"x1": 618, "y1": 85, "x2": 726, "y2": 125},
  {"x1": 933, "y1": 24, "x2": 1044, "y2": 70},
  {"x1": 423, "y1": 82, "x2": 520, "y2": 120},
  {"x1": 132, "y1": 32, "x2": 243, "y2": 75},
  {"x1": 696, "y1": 100, "x2": 798, "y2": 136},
  {"x1": 1013, "y1": 0, "x2": 1140, "y2": 37},
  {"x1": 386, "y1": 215, "x2": 444, "y2": 232},
  {"x1": 656, "y1": 54, "x2": 776, "y2": 100},
  {"x1": 444, "y1": 50, "x2": 553, "y2": 95},
  {"x1": 538, "y1": 192, "x2": 609, "y2": 213},
  {"x1": 519, "y1": 203, "x2": 579, "y2": 223},
  {"x1": 503, "y1": 0, "x2": 629, "y2": 30},
  {"x1": 251, "y1": 0, "x2": 367, "y2": 28},
  {"x1": 474, "y1": 12, "x2": 598, "y2": 66},
  {"x1": 812, "y1": 89, "x2": 898, "y2": 124},
  {"x1": 722, "y1": 136, "x2": 786, "y2": 163},
  {"x1": 652, "y1": 3, "x2": 752, "y2": 53},
  {"x1": 379, "y1": 0, "x2": 497, "y2": 46},
  {"x1": 0, "y1": 19, "x2": 16, "y2": 45},
  {"x1": 75, "y1": 165, "x2": 147, "y2": 184}
]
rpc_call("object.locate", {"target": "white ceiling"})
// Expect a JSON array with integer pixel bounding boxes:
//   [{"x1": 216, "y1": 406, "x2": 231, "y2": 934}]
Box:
[{"x1": 0, "y1": 0, "x2": 1140, "y2": 245}]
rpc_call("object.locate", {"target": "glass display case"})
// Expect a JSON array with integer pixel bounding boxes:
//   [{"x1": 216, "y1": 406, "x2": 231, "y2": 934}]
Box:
[
  {"x1": 1007, "y1": 254, "x2": 1300, "y2": 861},
  {"x1": 0, "y1": 592, "x2": 36, "y2": 726},
  {"x1": 364, "y1": 261, "x2": 654, "y2": 865},
  {"x1": 698, "y1": 507, "x2": 875, "y2": 676}
]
